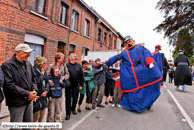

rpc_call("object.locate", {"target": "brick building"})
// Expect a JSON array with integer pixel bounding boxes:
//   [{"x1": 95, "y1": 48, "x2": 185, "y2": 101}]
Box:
[{"x1": 0, "y1": 0, "x2": 124, "y2": 65}]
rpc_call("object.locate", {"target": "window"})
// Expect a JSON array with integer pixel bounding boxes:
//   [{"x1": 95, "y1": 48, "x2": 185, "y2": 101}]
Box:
[
  {"x1": 71, "y1": 10, "x2": 79, "y2": 31},
  {"x1": 32, "y1": 0, "x2": 45, "y2": 14},
  {"x1": 118, "y1": 39, "x2": 121, "y2": 49},
  {"x1": 84, "y1": 19, "x2": 90, "y2": 36},
  {"x1": 58, "y1": 42, "x2": 66, "y2": 54},
  {"x1": 114, "y1": 39, "x2": 116, "y2": 49},
  {"x1": 104, "y1": 32, "x2": 107, "y2": 45},
  {"x1": 81, "y1": 48, "x2": 89, "y2": 61},
  {"x1": 98, "y1": 28, "x2": 102, "y2": 41},
  {"x1": 24, "y1": 34, "x2": 44, "y2": 66},
  {"x1": 109, "y1": 34, "x2": 112, "y2": 48},
  {"x1": 59, "y1": 3, "x2": 68, "y2": 25}
]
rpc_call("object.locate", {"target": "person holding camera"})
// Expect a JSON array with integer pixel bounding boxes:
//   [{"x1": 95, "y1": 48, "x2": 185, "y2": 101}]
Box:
[{"x1": 91, "y1": 58, "x2": 108, "y2": 109}]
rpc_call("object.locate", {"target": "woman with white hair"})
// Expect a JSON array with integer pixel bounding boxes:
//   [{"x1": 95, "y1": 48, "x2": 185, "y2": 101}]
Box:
[{"x1": 33, "y1": 56, "x2": 49, "y2": 123}]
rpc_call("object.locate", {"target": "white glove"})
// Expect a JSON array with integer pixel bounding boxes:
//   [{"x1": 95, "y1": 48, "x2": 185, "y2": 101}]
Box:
[{"x1": 149, "y1": 63, "x2": 154, "y2": 68}]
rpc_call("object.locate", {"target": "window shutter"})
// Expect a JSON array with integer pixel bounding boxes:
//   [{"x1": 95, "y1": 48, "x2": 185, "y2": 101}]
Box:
[
  {"x1": 38, "y1": 0, "x2": 45, "y2": 14},
  {"x1": 62, "y1": 6, "x2": 66, "y2": 24},
  {"x1": 74, "y1": 13, "x2": 77, "y2": 30},
  {"x1": 71, "y1": 11, "x2": 75, "y2": 30},
  {"x1": 84, "y1": 20, "x2": 87, "y2": 36},
  {"x1": 59, "y1": 5, "x2": 62, "y2": 22}
]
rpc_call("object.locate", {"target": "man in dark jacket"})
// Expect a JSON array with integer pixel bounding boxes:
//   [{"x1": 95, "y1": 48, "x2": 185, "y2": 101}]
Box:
[
  {"x1": 1, "y1": 43, "x2": 38, "y2": 122},
  {"x1": 92, "y1": 58, "x2": 108, "y2": 109},
  {"x1": 0, "y1": 66, "x2": 4, "y2": 112},
  {"x1": 65, "y1": 53, "x2": 84, "y2": 120}
]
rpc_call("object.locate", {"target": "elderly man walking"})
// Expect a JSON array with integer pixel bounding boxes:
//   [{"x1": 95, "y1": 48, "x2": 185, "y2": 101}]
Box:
[
  {"x1": 1, "y1": 43, "x2": 38, "y2": 122},
  {"x1": 65, "y1": 53, "x2": 84, "y2": 120}
]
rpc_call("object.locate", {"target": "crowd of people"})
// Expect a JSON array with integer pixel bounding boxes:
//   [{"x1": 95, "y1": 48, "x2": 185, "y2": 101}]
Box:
[
  {"x1": 0, "y1": 43, "x2": 122, "y2": 127},
  {"x1": 0, "y1": 35, "x2": 193, "y2": 129}
]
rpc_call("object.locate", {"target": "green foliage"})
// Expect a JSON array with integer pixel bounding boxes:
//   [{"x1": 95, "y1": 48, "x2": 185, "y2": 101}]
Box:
[
  {"x1": 188, "y1": 55, "x2": 194, "y2": 65},
  {"x1": 154, "y1": 0, "x2": 194, "y2": 46},
  {"x1": 172, "y1": 46, "x2": 178, "y2": 59},
  {"x1": 176, "y1": 28, "x2": 193, "y2": 56},
  {"x1": 173, "y1": 28, "x2": 194, "y2": 63}
]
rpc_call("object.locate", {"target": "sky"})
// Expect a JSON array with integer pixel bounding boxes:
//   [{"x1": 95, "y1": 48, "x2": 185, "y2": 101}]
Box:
[{"x1": 83, "y1": 0, "x2": 174, "y2": 60}]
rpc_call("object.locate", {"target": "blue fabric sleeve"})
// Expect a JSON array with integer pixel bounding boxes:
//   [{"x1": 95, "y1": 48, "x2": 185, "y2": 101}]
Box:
[
  {"x1": 105, "y1": 53, "x2": 123, "y2": 67},
  {"x1": 153, "y1": 53, "x2": 163, "y2": 72}
]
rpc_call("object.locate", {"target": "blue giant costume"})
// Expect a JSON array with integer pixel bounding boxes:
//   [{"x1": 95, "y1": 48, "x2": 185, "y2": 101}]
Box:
[
  {"x1": 152, "y1": 52, "x2": 163, "y2": 73},
  {"x1": 152, "y1": 44, "x2": 169, "y2": 83},
  {"x1": 105, "y1": 36, "x2": 162, "y2": 112}
]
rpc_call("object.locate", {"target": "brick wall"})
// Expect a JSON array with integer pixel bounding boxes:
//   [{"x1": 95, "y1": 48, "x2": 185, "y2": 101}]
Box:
[{"x1": 0, "y1": 0, "x2": 123, "y2": 65}]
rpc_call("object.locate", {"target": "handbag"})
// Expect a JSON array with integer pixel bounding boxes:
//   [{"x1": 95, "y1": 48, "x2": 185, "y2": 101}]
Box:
[
  {"x1": 65, "y1": 79, "x2": 71, "y2": 87},
  {"x1": 33, "y1": 98, "x2": 43, "y2": 113}
]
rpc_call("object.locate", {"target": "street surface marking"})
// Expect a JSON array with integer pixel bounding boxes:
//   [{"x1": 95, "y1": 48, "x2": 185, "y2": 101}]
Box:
[
  {"x1": 67, "y1": 108, "x2": 99, "y2": 130},
  {"x1": 164, "y1": 85, "x2": 167, "y2": 88},
  {"x1": 167, "y1": 89, "x2": 194, "y2": 130}
]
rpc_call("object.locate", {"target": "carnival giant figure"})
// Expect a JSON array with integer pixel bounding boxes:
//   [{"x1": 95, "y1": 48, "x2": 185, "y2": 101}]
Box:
[
  {"x1": 105, "y1": 36, "x2": 162, "y2": 112},
  {"x1": 152, "y1": 44, "x2": 169, "y2": 85}
]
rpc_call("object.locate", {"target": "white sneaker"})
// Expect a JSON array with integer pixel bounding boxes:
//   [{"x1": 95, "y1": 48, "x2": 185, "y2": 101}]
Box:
[
  {"x1": 117, "y1": 104, "x2": 121, "y2": 107},
  {"x1": 112, "y1": 104, "x2": 115, "y2": 107}
]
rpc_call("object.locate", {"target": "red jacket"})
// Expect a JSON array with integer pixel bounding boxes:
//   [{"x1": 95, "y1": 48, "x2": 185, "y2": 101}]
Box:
[{"x1": 114, "y1": 72, "x2": 121, "y2": 88}]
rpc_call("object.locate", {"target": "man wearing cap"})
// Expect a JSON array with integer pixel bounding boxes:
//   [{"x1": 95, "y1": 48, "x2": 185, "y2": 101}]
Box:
[
  {"x1": 105, "y1": 36, "x2": 162, "y2": 112},
  {"x1": 174, "y1": 50, "x2": 192, "y2": 92},
  {"x1": 152, "y1": 45, "x2": 169, "y2": 85},
  {"x1": 1, "y1": 43, "x2": 38, "y2": 122}
]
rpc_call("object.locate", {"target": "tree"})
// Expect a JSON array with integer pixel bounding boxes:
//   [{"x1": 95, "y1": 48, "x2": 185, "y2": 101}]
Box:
[
  {"x1": 172, "y1": 28, "x2": 194, "y2": 64},
  {"x1": 154, "y1": 0, "x2": 194, "y2": 46},
  {"x1": 176, "y1": 28, "x2": 193, "y2": 56},
  {"x1": 172, "y1": 46, "x2": 178, "y2": 59}
]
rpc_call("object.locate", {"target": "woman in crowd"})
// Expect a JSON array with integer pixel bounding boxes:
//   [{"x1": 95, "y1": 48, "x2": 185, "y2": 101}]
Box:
[
  {"x1": 47, "y1": 67, "x2": 66, "y2": 122},
  {"x1": 47, "y1": 52, "x2": 69, "y2": 122},
  {"x1": 104, "y1": 68, "x2": 115, "y2": 105},
  {"x1": 33, "y1": 56, "x2": 49, "y2": 123},
  {"x1": 77, "y1": 60, "x2": 95, "y2": 112}
]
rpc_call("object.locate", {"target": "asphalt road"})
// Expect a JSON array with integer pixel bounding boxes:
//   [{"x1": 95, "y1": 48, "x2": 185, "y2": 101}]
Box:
[
  {"x1": 63, "y1": 81, "x2": 194, "y2": 130},
  {"x1": 1, "y1": 80, "x2": 194, "y2": 130}
]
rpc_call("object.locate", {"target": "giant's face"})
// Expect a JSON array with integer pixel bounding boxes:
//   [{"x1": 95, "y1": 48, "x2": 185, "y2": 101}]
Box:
[{"x1": 124, "y1": 39, "x2": 135, "y2": 49}]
